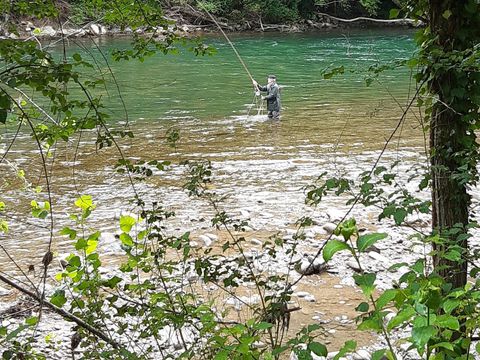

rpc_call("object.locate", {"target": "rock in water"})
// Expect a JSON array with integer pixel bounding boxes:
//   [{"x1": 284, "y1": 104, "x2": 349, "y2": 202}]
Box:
[{"x1": 89, "y1": 24, "x2": 100, "y2": 35}]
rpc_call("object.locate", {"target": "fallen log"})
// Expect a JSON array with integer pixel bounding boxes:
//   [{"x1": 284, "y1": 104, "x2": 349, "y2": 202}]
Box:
[{"x1": 316, "y1": 12, "x2": 422, "y2": 26}]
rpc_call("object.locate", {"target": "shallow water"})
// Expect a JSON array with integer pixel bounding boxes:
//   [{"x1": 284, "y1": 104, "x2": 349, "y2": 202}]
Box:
[{"x1": 0, "y1": 29, "x2": 427, "y2": 273}]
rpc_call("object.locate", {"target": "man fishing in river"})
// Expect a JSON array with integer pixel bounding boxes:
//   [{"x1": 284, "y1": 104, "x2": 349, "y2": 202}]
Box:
[{"x1": 252, "y1": 75, "x2": 281, "y2": 119}]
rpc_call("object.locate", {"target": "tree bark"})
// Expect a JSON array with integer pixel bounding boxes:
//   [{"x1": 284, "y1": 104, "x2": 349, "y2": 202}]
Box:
[{"x1": 428, "y1": 0, "x2": 470, "y2": 289}]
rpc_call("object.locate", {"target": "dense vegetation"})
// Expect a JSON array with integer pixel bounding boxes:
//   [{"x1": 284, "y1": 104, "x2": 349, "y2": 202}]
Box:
[{"x1": 2, "y1": 0, "x2": 400, "y2": 28}]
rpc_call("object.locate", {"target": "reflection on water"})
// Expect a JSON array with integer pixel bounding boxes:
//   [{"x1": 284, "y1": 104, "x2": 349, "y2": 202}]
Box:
[{"x1": 0, "y1": 30, "x2": 425, "y2": 273}]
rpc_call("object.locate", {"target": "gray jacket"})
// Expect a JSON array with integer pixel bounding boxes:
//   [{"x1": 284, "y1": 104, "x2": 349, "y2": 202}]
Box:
[{"x1": 258, "y1": 83, "x2": 281, "y2": 112}]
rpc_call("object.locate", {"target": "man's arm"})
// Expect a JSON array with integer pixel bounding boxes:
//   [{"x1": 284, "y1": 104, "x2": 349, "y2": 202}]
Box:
[{"x1": 252, "y1": 79, "x2": 267, "y2": 92}]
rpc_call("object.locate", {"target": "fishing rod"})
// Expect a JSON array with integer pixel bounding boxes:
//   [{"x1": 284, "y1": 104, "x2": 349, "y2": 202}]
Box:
[{"x1": 197, "y1": 4, "x2": 261, "y2": 97}]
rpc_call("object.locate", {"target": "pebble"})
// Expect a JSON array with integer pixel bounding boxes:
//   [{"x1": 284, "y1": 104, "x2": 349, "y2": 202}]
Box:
[
  {"x1": 199, "y1": 235, "x2": 213, "y2": 247},
  {"x1": 368, "y1": 251, "x2": 390, "y2": 264},
  {"x1": 0, "y1": 286, "x2": 11, "y2": 297},
  {"x1": 304, "y1": 295, "x2": 316, "y2": 302},
  {"x1": 205, "y1": 233, "x2": 218, "y2": 241},
  {"x1": 250, "y1": 238, "x2": 262, "y2": 246},
  {"x1": 294, "y1": 291, "x2": 311, "y2": 298},
  {"x1": 333, "y1": 285, "x2": 343, "y2": 289},
  {"x1": 322, "y1": 222, "x2": 337, "y2": 234},
  {"x1": 346, "y1": 260, "x2": 361, "y2": 272}
]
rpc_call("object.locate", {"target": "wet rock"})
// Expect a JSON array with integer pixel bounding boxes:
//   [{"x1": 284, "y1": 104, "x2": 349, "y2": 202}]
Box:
[{"x1": 100, "y1": 25, "x2": 108, "y2": 35}]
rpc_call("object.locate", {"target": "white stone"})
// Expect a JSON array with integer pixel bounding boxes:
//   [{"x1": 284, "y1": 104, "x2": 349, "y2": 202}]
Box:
[
  {"x1": 100, "y1": 25, "x2": 108, "y2": 35},
  {"x1": 41, "y1": 26, "x2": 56, "y2": 37},
  {"x1": 346, "y1": 260, "x2": 361, "y2": 272},
  {"x1": 89, "y1": 24, "x2": 100, "y2": 35},
  {"x1": 368, "y1": 251, "x2": 390, "y2": 263},
  {"x1": 322, "y1": 222, "x2": 337, "y2": 234},
  {"x1": 250, "y1": 238, "x2": 262, "y2": 246},
  {"x1": 294, "y1": 291, "x2": 311, "y2": 298},
  {"x1": 304, "y1": 295, "x2": 316, "y2": 302},
  {"x1": 205, "y1": 233, "x2": 218, "y2": 241},
  {"x1": 327, "y1": 208, "x2": 344, "y2": 222},
  {"x1": 199, "y1": 235, "x2": 212, "y2": 247}
]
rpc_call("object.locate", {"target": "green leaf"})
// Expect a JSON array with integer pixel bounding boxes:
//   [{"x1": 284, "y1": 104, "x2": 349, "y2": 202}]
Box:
[
  {"x1": 75, "y1": 195, "x2": 95, "y2": 211},
  {"x1": 353, "y1": 273, "x2": 376, "y2": 297},
  {"x1": 6, "y1": 325, "x2": 28, "y2": 341},
  {"x1": 73, "y1": 53, "x2": 82, "y2": 62},
  {"x1": 105, "y1": 276, "x2": 122, "y2": 288},
  {"x1": 389, "y1": 8, "x2": 400, "y2": 19},
  {"x1": 393, "y1": 208, "x2": 407, "y2": 225},
  {"x1": 431, "y1": 342, "x2": 454, "y2": 351},
  {"x1": 86, "y1": 239, "x2": 98, "y2": 255},
  {"x1": 443, "y1": 299, "x2": 461, "y2": 314},
  {"x1": 120, "y1": 233, "x2": 134, "y2": 246},
  {"x1": 357, "y1": 233, "x2": 387, "y2": 252},
  {"x1": 50, "y1": 290, "x2": 67, "y2": 308},
  {"x1": 412, "y1": 325, "x2": 437, "y2": 349},
  {"x1": 333, "y1": 340, "x2": 356, "y2": 360},
  {"x1": 0, "y1": 109, "x2": 7, "y2": 124},
  {"x1": 0, "y1": 94, "x2": 11, "y2": 109},
  {"x1": 356, "y1": 302, "x2": 369, "y2": 312},
  {"x1": 308, "y1": 342, "x2": 327, "y2": 356},
  {"x1": 253, "y1": 322, "x2": 273, "y2": 330},
  {"x1": 442, "y1": 10, "x2": 452, "y2": 19},
  {"x1": 376, "y1": 289, "x2": 397, "y2": 309},
  {"x1": 322, "y1": 239, "x2": 352, "y2": 261},
  {"x1": 120, "y1": 215, "x2": 136, "y2": 233},
  {"x1": 60, "y1": 227, "x2": 77, "y2": 240},
  {"x1": 387, "y1": 307, "x2": 415, "y2": 331},
  {"x1": 25, "y1": 316, "x2": 38, "y2": 326},
  {"x1": 68, "y1": 255, "x2": 81, "y2": 267},
  {"x1": 371, "y1": 349, "x2": 386, "y2": 360},
  {"x1": 435, "y1": 314, "x2": 459, "y2": 330}
]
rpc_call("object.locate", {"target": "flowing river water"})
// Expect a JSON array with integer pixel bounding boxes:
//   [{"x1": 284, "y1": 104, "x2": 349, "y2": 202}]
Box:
[{"x1": 0, "y1": 29, "x2": 425, "y2": 274}]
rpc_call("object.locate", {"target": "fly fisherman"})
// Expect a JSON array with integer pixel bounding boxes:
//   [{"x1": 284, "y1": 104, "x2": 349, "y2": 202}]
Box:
[{"x1": 252, "y1": 75, "x2": 281, "y2": 119}]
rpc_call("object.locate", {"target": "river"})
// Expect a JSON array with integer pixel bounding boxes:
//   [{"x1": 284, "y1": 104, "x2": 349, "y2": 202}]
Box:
[{"x1": 0, "y1": 29, "x2": 425, "y2": 273}]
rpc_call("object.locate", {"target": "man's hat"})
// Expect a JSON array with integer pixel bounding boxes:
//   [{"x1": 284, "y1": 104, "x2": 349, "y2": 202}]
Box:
[{"x1": 267, "y1": 74, "x2": 276, "y2": 79}]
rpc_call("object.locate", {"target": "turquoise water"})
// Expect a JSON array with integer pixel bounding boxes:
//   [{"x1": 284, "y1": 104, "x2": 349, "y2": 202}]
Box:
[{"x1": 75, "y1": 30, "x2": 416, "y2": 124}]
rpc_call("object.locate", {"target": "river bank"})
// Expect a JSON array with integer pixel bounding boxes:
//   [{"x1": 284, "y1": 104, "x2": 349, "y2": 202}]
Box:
[{"x1": 0, "y1": 8, "x2": 420, "y2": 41}]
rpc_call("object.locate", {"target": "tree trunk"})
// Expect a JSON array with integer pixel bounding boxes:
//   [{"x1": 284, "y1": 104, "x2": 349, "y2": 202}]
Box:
[{"x1": 429, "y1": 1, "x2": 470, "y2": 289}]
